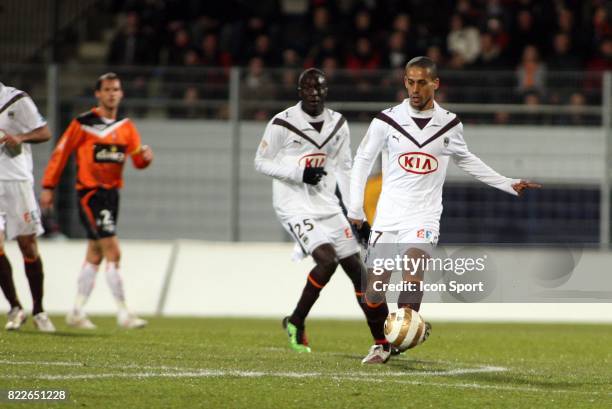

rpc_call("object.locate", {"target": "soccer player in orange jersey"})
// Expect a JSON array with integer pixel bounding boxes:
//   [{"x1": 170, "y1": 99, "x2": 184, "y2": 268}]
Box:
[{"x1": 40, "y1": 73, "x2": 153, "y2": 329}]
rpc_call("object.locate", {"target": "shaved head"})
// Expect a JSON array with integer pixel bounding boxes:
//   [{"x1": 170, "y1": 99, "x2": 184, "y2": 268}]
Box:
[
  {"x1": 298, "y1": 68, "x2": 328, "y2": 116},
  {"x1": 298, "y1": 68, "x2": 327, "y2": 89}
]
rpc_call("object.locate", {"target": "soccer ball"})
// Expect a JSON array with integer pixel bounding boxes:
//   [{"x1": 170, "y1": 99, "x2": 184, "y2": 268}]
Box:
[{"x1": 384, "y1": 307, "x2": 428, "y2": 351}]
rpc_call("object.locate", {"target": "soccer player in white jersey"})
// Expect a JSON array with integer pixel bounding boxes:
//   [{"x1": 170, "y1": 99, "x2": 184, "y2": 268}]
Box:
[
  {"x1": 0, "y1": 82, "x2": 55, "y2": 332},
  {"x1": 255, "y1": 68, "x2": 391, "y2": 363},
  {"x1": 348, "y1": 57, "x2": 541, "y2": 361}
]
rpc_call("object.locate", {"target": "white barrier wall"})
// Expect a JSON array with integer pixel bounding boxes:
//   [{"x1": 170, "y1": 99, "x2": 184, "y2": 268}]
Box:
[
  {"x1": 3, "y1": 240, "x2": 611, "y2": 322},
  {"x1": 4, "y1": 240, "x2": 171, "y2": 316}
]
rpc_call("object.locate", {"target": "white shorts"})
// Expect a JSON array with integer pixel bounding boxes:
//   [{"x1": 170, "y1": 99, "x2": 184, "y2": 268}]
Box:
[
  {"x1": 365, "y1": 227, "x2": 438, "y2": 269},
  {"x1": 0, "y1": 181, "x2": 44, "y2": 240},
  {"x1": 280, "y1": 213, "x2": 360, "y2": 260}
]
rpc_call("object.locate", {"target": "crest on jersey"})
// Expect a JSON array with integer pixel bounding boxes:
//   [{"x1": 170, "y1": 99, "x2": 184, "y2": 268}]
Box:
[
  {"x1": 8, "y1": 111, "x2": 15, "y2": 119},
  {"x1": 398, "y1": 152, "x2": 438, "y2": 174},
  {"x1": 299, "y1": 153, "x2": 326, "y2": 168},
  {"x1": 444, "y1": 137, "x2": 449, "y2": 147}
]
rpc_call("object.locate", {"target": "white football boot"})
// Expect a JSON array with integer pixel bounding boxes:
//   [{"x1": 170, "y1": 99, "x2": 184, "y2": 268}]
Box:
[
  {"x1": 361, "y1": 344, "x2": 391, "y2": 364},
  {"x1": 117, "y1": 311, "x2": 147, "y2": 329},
  {"x1": 5, "y1": 307, "x2": 26, "y2": 330},
  {"x1": 66, "y1": 311, "x2": 97, "y2": 329},
  {"x1": 33, "y1": 312, "x2": 56, "y2": 332}
]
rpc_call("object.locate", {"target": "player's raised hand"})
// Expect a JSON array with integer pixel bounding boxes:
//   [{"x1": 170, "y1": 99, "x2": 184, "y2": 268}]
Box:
[
  {"x1": 512, "y1": 180, "x2": 542, "y2": 195},
  {"x1": 39, "y1": 189, "x2": 55, "y2": 210},
  {"x1": 303, "y1": 167, "x2": 327, "y2": 185}
]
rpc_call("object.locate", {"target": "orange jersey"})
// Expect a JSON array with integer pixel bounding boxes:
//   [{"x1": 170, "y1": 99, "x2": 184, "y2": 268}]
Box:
[{"x1": 42, "y1": 108, "x2": 148, "y2": 190}]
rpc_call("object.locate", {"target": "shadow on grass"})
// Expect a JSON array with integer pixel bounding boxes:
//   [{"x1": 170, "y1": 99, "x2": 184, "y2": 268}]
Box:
[
  {"x1": 329, "y1": 353, "x2": 453, "y2": 371},
  {"x1": 385, "y1": 358, "x2": 459, "y2": 372},
  {"x1": 465, "y1": 371, "x2": 610, "y2": 390}
]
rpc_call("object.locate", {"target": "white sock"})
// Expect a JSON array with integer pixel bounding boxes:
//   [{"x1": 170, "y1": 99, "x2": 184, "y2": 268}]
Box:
[
  {"x1": 105, "y1": 261, "x2": 128, "y2": 313},
  {"x1": 74, "y1": 261, "x2": 99, "y2": 313}
]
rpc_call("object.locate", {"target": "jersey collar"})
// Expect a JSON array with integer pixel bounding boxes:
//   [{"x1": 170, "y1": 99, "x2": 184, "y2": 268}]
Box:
[
  {"x1": 295, "y1": 102, "x2": 330, "y2": 133},
  {"x1": 403, "y1": 99, "x2": 445, "y2": 128},
  {"x1": 92, "y1": 107, "x2": 121, "y2": 123}
]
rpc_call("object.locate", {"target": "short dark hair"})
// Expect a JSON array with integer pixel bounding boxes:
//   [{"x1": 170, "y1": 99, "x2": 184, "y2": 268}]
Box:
[
  {"x1": 95, "y1": 72, "x2": 120, "y2": 90},
  {"x1": 405, "y1": 56, "x2": 438, "y2": 79}
]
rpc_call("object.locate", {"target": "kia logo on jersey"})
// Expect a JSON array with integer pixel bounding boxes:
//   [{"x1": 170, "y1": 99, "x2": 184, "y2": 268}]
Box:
[
  {"x1": 299, "y1": 153, "x2": 326, "y2": 168},
  {"x1": 398, "y1": 152, "x2": 438, "y2": 174}
]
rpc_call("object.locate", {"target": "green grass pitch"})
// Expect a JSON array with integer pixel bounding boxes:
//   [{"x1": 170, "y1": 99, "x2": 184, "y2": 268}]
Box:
[{"x1": 0, "y1": 316, "x2": 610, "y2": 408}]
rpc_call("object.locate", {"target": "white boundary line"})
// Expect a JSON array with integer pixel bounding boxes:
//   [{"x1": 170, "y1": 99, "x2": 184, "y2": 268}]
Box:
[
  {"x1": 344, "y1": 376, "x2": 612, "y2": 396},
  {"x1": 1, "y1": 360, "x2": 610, "y2": 397},
  {"x1": 1, "y1": 369, "x2": 610, "y2": 397},
  {"x1": 0, "y1": 359, "x2": 504, "y2": 377},
  {"x1": 0, "y1": 360, "x2": 82, "y2": 367}
]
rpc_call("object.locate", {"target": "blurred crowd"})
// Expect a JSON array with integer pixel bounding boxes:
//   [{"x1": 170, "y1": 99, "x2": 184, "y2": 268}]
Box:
[{"x1": 104, "y1": 0, "x2": 611, "y2": 124}]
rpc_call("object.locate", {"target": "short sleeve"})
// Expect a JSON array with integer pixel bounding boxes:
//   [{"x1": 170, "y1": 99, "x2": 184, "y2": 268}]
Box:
[{"x1": 14, "y1": 95, "x2": 46, "y2": 132}]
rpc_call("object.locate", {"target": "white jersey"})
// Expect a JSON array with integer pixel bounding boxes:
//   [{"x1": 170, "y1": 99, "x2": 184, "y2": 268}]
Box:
[
  {"x1": 254, "y1": 102, "x2": 351, "y2": 219},
  {"x1": 0, "y1": 82, "x2": 46, "y2": 182},
  {"x1": 348, "y1": 100, "x2": 519, "y2": 232}
]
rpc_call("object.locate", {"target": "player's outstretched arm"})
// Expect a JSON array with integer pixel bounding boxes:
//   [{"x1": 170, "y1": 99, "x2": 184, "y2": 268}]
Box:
[
  {"x1": 449, "y1": 122, "x2": 531, "y2": 196},
  {"x1": 512, "y1": 180, "x2": 542, "y2": 195}
]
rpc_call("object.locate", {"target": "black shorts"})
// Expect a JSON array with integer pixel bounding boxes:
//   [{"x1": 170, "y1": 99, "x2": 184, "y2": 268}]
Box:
[{"x1": 77, "y1": 188, "x2": 119, "y2": 240}]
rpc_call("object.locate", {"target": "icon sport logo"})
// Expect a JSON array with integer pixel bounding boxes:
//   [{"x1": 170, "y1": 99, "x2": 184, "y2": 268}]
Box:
[
  {"x1": 398, "y1": 152, "x2": 438, "y2": 174},
  {"x1": 299, "y1": 153, "x2": 326, "y2": 168}
]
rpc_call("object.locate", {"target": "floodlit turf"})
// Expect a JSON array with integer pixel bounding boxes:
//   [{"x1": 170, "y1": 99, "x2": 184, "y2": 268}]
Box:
[{"x1": 0, "y1": 317, "x2": 610, "y2": 409}]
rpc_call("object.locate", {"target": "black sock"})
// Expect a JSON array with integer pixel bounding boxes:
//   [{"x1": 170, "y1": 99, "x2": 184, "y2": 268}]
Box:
[
  {"x1": 338, "y1": 255, "x2": 390, "y2": 345},
  {"x1": 289, "y1": 276, "x2": 323, "y2": 329},
  {"x1": 0, "y1": 254, "x2": 21, "y2": 309},
  {"x1": 24, "y1": 257, "x2": 44, "y2": 315},
  {"x1": 357, "y1": 294, "x2": 389, "y2": 344},
  {"x1": 289, "y1": 260, "x2": 337, "y2": 329}
]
